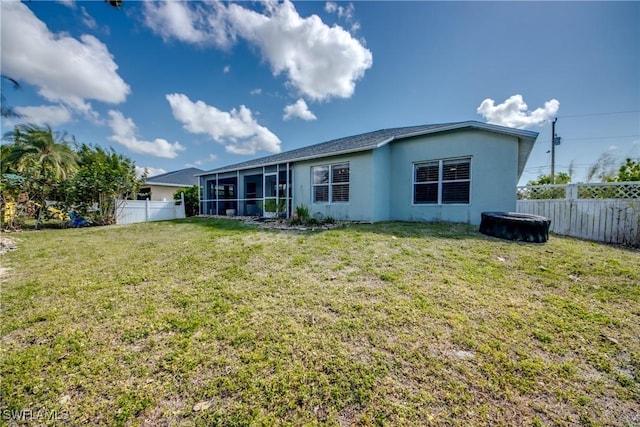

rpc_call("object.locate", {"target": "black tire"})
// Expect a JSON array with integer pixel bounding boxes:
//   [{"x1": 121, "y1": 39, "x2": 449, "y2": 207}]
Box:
[{"x1": 479, "y1": 212, "x2": 551, "y2": 243}]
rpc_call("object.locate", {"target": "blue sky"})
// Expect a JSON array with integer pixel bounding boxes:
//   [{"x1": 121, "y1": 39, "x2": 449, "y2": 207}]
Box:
[{"x1": 2, "y1": 0, "x2": 638, "y2": 184}]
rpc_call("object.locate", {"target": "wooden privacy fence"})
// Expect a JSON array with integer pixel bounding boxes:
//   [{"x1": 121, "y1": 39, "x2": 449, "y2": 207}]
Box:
[
  {"x1": 516, "y1": 182, "x2": 640, "y2": 246},
  {"x1": 116, "y1": 195, "x2": 186, "y2": 225}
]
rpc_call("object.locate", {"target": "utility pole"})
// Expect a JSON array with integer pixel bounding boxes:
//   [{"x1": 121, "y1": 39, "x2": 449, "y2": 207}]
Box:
[{"x1": 551, "y1": 117, "x2": 557, "y2": 184}]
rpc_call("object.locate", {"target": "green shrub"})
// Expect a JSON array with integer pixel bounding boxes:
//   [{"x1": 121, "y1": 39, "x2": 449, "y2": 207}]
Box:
[
  {"x1": 263, "y1": 199, "x2": 286, "y2": 214},
  {"x1": 174, "y1": 185, "x2": 199, "y2": 217},
  {"x1": 306, "y1": 217, "x2": 320, "y2": 226},
  {"x1": 295, "y1": 204, "x2": 310, "y2": 220},
  {"x1": 289, "y1": 217, "x2": 303, "y2": 225}
]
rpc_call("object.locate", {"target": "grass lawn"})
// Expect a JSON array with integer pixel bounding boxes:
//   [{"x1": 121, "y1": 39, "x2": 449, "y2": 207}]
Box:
[{"x1": 1, "y1": 218, "x2": 639, "y2": 426}]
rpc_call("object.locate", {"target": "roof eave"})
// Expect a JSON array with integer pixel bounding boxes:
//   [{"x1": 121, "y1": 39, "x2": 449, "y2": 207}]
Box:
[
  {"x1": 462, "y1": 121, "x2": 539, "y2": 139},
  {"x1": 198, "y1": 146, "x2": 378, "y2": 176},
  {"x1": 143, "y1": 182, "x2": 194, "y2": 187},
  {"x1": 381, "y1": 121, "x2": 538, "y2": 145},
  {"x1": 197, "y1": 121, "x2": 539, "y2": 177}
]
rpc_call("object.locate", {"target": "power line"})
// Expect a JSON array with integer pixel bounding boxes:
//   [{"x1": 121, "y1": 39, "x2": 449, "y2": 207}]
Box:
[
  {"x1": 535, "y1": 135, "x2": 639, "y2": 145},
  {"x1": 525, "y1": 162, "x2": 631, "y2": 171},
  {"x1": 558, "y1": 110, "x2": 639, "y2": 118},
  {"x1": 559, "y1": 134, "x2": 639, "y2": 142}
]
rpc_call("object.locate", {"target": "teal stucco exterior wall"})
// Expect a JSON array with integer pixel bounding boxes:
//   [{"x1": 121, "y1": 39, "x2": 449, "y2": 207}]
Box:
[
  {"x1": 371, "y1": 144, "x2": 391, "y2": 222},
  {"x1": 293, "y1": 151, "x2": 374, "y2": 221},
  {"x1": 387, "y1": 129, "x2": 520, "y2": 224}
]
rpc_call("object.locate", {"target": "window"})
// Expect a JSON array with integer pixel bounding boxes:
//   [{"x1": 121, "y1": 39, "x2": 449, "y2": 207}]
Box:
[
  {"x1": 312, "y1": 163, "x2": 350, "y2": 203},
  {"x1": 414, "y1": 158, "x2": 471, "y2": 204},
  {"x1": 312, "y1": 166, "x2": 329, "y2": 203},
  {"x1": 137, "y1": 187, "x2": 151, "y2": 200},
  {"x1": 217, "y1": 184, "x2": 234, "y2": 198},
  {"x1": 331, "y1": 164, "x2": 350, "y2": 202}
]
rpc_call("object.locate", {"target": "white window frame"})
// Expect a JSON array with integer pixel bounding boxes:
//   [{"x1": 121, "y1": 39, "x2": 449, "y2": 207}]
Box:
[
  {"x1": 413, "y1": 157, "x2": 471, "y2": 205},
  {"x1": 312, "y1": 163, "x2": 350, "y2": 204}
]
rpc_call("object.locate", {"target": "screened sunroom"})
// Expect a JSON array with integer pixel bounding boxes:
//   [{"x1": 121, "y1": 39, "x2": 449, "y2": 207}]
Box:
[{"x1": 199, "y1": 163, "x2": 293, "y2": 218}]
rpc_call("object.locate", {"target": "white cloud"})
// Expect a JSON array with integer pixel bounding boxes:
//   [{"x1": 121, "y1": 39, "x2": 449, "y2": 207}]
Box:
[
  {"x1": 325, "y1": 2, "x2": 338, "y2": 14},
  {"x1": 136, "y1": 166, "x2": 167, "y2": 178},
  {"x1": 223, "y1": 65, "x2": 230, "y2": 73},
  {"x1": 142, "y1": 0, "x2": 234, "y2": 48},
  {"x1": 283, "y1": 99, "x2": 317, "y2": 121},
  {"x1": 13, "y1": 104, "x2": 72, "y2": 127},
  {"x1": 250, "y1": 88, "x2": 263, "y2": 96},
  {"x1": 184, "y1": 154, "x2": 215, "y2": 168},
  {"x1": 227, "y1": 1, "x2": 372, "y2": 101},
  {"x1": 325, "y1": 2, "x2": 360, "y2": 33},
  {"x1": 80, "y1": 6, "x2": 97, "y2": 30},
  {"x1": 0, "y1": 1, "x2": 130, "y2": 118},
  {"x1": 107, "y1": 110, "x2": 185, "y2": 159},
  {"x1": 166, "y1": 93, "x2": 281, "y2": 155},
  {"x1": 142, "y1": 1, "x2": 372, "y2": 102},
  {"x1": 325, "y1": 2, "x2": 354, "y2": 21},
  {"x1": 143, "y1": 0, "x2": 207, "y2": 44},
  {"x1": 477, "y1": 94, "x2": 559, "y2": 129},
  {"x1": 56, "y1": 0, "x2": 75, "y2": 8}
]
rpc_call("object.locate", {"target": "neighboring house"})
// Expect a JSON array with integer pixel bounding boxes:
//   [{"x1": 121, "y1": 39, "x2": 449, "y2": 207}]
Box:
[
  {"x1": 140, "y1": 168, "x2": 203, "y2": 201},
  {"x1": 197, "y1": 121, "x2": 538, "y2": 224}
]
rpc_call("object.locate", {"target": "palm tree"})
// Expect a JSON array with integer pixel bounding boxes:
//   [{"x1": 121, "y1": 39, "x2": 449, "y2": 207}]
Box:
[
  {"x1": 1, "y1": 75, "x2": 21, "y2": 118},
  {"x1": 3, "y1": 124, "x2": 78, "y2": 227}
]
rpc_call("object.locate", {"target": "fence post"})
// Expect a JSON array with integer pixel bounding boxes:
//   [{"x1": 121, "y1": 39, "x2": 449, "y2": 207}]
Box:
[
  {"x1": 566, "y1": 184, "x2": 578, "y2": 200},
  {"x1": 145, "y1": 199, "x2": 150, "y2": 222}
]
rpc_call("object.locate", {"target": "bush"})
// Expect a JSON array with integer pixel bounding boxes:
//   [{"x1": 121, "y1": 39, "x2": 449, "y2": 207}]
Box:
[
  {"x1": 295, "y1": 204, "x2": 310, "y2": 220},
  {"x1": 306, "y1": 217, "x2": 320, "y2": 226},
  {"x1": 287, "y1": 206, "x2": 336, "y2": 227},
  {"x1": 174, "y1": 185, "x2": 199, "y2": 217},
  {"x1": 262, "y1": 199, "x2": 286, "y2": 217}
]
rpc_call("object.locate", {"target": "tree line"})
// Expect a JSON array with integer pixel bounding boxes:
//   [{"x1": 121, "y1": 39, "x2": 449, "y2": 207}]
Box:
[
  {"x1": 527, "y1": 156, "x2": 640, "y2": 186},
  {"x1": 1, "y1": 124, "x2": 145, "y2": 229}
]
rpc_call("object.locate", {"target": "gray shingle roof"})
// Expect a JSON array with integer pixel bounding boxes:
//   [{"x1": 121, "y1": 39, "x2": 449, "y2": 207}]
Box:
[
  {"x1": 200, "y1": 121, "x2": 538, "y2": 175},
  {"x1": 145, "y1": 167, "x2": 203, "y2": 186}
]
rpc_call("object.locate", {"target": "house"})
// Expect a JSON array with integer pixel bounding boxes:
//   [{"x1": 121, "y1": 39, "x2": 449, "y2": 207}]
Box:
[
  {"x1": 139, "y1": 167, "x2": 203, "y2": 201},
  {"x1": 197, "y1": 121, "x2": 538, "y2": 224}
]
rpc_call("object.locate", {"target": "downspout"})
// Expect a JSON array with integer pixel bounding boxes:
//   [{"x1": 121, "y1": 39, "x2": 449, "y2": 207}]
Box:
[
  {"x1": 287, "y1": 162, "x2": 291, "y2": 219},
  {"x1": 198, "y1": 176, "x2": 202, "y2": 216},
  {"x1": 215, "y1": 173, "x2": 219, "y2": 215}
]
